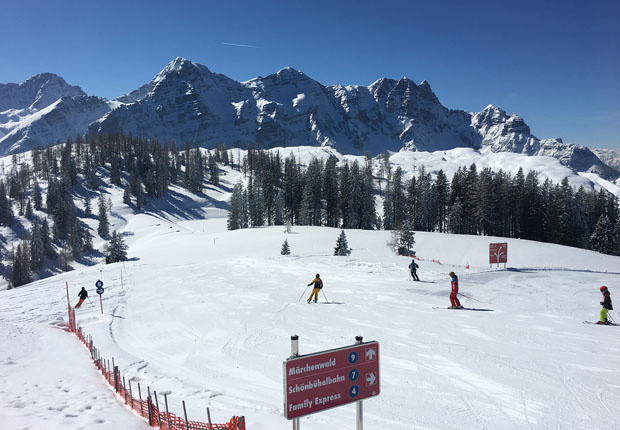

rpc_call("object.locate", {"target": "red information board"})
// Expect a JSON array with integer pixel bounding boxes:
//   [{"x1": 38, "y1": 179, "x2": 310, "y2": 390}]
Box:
[
  {"x1": 284, "y1": 341, "x2": 380, "y2": 419},
  {"x1": 489, "y1": 242, "x2": 508, "y2": 264}
]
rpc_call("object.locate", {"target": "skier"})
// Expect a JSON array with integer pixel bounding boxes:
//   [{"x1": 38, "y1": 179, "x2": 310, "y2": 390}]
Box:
[
  {"x1": 75, "y1": 287, "x2": 88, "y2": 309},
  {"x1": 408, "y1": 260, "x2": 420, "y2": 281},
  {"x1": 448, "y1": 272, "x2": 463, "y2": 309},
  {"x1": 598, "y1": 286, "x2": 613, "y2": 324},
  {"x1": 307, "y1": 274, "x2": 323, "y2": 303}
]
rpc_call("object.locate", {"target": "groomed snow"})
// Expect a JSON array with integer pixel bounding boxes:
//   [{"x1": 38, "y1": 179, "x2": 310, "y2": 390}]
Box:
[{"x1": 1, "y1": 212, "x2": 619, "y2": 429}]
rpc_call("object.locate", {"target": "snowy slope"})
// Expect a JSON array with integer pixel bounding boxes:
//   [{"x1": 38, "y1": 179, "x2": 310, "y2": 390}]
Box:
[{"x1": 1, "y1": 212, "x2": 619, "y2": 429}]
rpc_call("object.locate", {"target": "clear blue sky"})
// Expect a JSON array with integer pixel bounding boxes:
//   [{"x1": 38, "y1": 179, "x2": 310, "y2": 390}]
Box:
[{"x1": 1, "y1": 0, "x2": 618, "y2": 148}]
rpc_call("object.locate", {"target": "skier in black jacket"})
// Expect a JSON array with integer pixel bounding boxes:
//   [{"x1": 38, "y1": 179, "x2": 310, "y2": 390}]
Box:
[
  {"x1": 597, "y1": 286, "x2": 613, "y2": 325},
  {"x1": 75, "y1": 287, "x2": 88, "y2": 309},
  {"x1": 408, "y1": 260, "x2": 420, "y2": 281}
]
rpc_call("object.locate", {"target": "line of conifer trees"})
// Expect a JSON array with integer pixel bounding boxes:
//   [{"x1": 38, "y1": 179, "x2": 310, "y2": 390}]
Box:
[
  {"x1": 228, "y1": 150, "x2": 620, "y2": 256},
  {"x1": 0, "y1": 133, "x2": 231, "y2": 288},
  {"x1": 1, "y1": 132, "x2": 619, "y2": 288}
]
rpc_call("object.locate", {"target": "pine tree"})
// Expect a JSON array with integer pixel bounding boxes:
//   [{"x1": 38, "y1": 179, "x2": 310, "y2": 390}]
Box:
[
  {"x1": 360, "y1": 158, "x2": 377, "y2": 230},
  {"x1": 434, "y1": 169, "x2": 449, "y2": 232},
  {"x1": 33, "y1": 181, "x2": 43, "y2": 211},
  {"x1": 25, "y1": 199, "x2": 33, "y2": 219},
  {"x1": 9, "y1": 242, "x2": 32, "y2": 288},
  {"x1": 590, "y1": 214, "x2": 613, "y2": 254},
  {"x1": 0, "y1": 180, "x2": 13, "y2": 225},
  {"x1": 274, "y1": 191, "x2": 284, "y2": 226},
  {"x1": 334, "y1": 230, "x2": 350, "y2": 256},
  {"x1": 41, "y1": 218, "x2": 55, "y2": 257},
  {"x1": 613, "y1": 217, "x2": 620, "y2": 256},
  {"x1": 281, "y1": 238, "x2": 291, "y2": 255},
  {"x1": 107, "y1": 230, "x2": 128, "y2": 263},
  {"x1": 98, "y1": 194, "x2": 109, "y2": 238},
  {"x1": 30, "y1": 221, "x2": 45, "y2": 271},
  {"x1": 247, "y1": 176, "x2": 264, "y2": 227},
  {"x1": 83, "y1": 194, "x2": 92, "y2": 217},
  {"x1": 399, "y1": 221, "x2": 415, "y2": 255},
  {"x1": 323, "y1": 157, "x2": 340, "y2": 228},
  {"x1": 227, "y1": 182, "x2": 248, "y2": 230},
  {"x1": 136, "y1": 179, "x2": 143, "y2": 210},
  {"x1": 208, "y1": 154, "x2": 220, "y2": 186},
  {"x1": 123, "y1": 183, "x2": 131, "y2": 205}
]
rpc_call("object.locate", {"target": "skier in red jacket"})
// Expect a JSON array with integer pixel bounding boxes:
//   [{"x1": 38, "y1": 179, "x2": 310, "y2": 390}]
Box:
[{"x1": 449, "y1": 272, "x2": 463, "y2": 309}]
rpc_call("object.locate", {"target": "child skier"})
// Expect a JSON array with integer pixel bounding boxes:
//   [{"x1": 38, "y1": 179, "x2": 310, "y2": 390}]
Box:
[
  {"x1": 448, "y1": 272, "x2": 463, "y2": 309},
  {"x1": 307, "y1": 274, "x2": 323, "y2": 303},
  {"x1": 75, "y1": 287, "x2": 88, "y2": 309},
  {"x1": 597, "y1": 286, "x2": 613, "y2": 324},
  {"x1": 408, "y1": 260, "x2": 420, "y2": 281}
]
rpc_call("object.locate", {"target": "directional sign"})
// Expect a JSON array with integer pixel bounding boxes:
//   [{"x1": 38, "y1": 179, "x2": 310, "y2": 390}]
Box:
[
  {"x1": 489, "y1": 242, "x2": 508, "y2": 264},
  {"x1": 96, "y1": 287, "x2": 104, "y2": 295},
  {"x1": 283, "y1": 341, "x2": 380, "y2": 419}
]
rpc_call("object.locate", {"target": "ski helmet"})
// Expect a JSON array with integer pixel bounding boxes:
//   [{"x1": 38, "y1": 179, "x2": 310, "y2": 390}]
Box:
[
  {"x1": 600, "y1": 286, "x2": 608, "y2": 292},
  {"x1": 316, "y1": 274, "x2": 320, "y2": 278}
]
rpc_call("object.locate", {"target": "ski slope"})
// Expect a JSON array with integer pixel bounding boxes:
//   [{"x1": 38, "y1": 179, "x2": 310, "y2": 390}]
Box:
[{"x1": 1, "y1": 212, "x2": 619, "y2": 429}]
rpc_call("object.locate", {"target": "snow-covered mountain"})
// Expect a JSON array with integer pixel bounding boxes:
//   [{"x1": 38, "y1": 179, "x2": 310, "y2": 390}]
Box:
[
  {"x1": 0, "y1": 73, "x2": 85, "y2": 111},
  {"x1": 1, "y1": 59, "x2": 615, "y2": 178},
  {"x1": 0, "y1": 73, "x2": 116, "y2": 153},
  {"x1": 592, "y1": 147, "x2": 620, "y2": 172}
]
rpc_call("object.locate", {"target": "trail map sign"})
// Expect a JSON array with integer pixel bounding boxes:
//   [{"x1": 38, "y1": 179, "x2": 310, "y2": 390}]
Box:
[
  {"x1": 283, "y1": 341, "x2": 380, "y2": 419},
  {"x1": 489, "y1": 242, "x2": 508, "y2": 265}
]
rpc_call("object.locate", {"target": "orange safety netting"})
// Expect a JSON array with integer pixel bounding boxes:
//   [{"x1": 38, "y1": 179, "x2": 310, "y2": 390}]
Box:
[{"x1": 68, "y1": 305, "x2": 245, "y2": 429}]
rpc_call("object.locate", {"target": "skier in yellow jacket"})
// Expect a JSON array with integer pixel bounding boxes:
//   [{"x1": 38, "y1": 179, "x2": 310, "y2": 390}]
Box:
[{"x1": 307, "y1": 274, "x2": 323, "y2": 303}]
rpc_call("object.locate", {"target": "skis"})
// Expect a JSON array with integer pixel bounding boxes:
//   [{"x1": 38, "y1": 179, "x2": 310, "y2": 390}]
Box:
[
  {"x1": 583, "y1": 321, "x2": 619, "y2": 326},
  {"x1": 432, "y1": 307, "x2": 494, "y2": 312}
]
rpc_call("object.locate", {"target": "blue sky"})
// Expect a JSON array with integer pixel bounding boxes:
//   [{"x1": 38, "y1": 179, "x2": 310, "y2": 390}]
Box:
[{"x1": 1, "y1": 0, "x2": 618, "y2": 148}]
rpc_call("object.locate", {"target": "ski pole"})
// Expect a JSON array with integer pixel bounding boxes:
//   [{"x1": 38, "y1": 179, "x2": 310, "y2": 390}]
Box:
[
  {"x1": 298, "y1": 286, "x2": 310, "y2": 302},
  {"x1": 321, "y1": 290, "x2": 329, "y2": 303},
  {"x1": 87, "y1": 297, "x2": 95, "y2": 306},
  {"x1": 458, "y1": 292, "x2": 478, "y2": 301}
]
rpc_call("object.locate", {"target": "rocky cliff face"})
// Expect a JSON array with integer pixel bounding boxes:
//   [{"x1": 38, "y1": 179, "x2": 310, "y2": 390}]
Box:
[
  {"x1": 0, "y1": 73, "x2": 114, "y2": 153},
  {"x1": 0, "y1": 58, "x2": 614, "y2": 177}
]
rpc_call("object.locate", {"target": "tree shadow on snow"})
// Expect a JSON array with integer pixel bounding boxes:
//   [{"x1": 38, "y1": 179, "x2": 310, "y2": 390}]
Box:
[{"x1": 142, "y1": 189, "x2": 229, "y2": 222}]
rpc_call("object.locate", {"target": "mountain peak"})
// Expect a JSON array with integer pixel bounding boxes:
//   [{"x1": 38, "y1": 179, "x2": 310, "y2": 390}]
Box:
[
  {"x1": 24, "y1": 72, "x2": 62, "y2": 83},
  {"x1": 161, "y1": 57, "x2": 198, "y2": 74},
  {"x1": 276, "y1": 66, "x2": 306, "y2": 78}
]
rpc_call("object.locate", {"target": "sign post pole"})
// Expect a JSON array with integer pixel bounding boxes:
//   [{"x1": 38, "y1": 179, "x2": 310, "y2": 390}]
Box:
[
  {"x1": 290, "y1": 335, "x2": 300, "y2": 430},
  {"x1": 355, "y1": 336, "x2": 363, "y2": 430}
]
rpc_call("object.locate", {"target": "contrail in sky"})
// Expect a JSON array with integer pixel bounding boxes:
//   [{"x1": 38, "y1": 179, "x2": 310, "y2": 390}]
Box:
[{"x1": 222, "y1": 42, "x2": 263, "y2": 49}]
